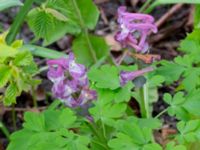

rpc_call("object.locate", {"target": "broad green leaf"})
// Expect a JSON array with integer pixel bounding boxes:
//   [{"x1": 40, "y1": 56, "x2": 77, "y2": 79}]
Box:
[
  {"x1": 0, "y1": 0, "x2": 23, "y2": 11},
  {"x1": 23, "y1": 112, "x2": 45, "y2": 132},
  {"x1": 179, "y1": 29, "x2": 200, "y2": 54},
  {"x1": 44, "y1": 108, "x2": 76, "y2": 130},
  {"x1": 4, "y1": 82, "x2": 18, "y2": 106},
  {"x1": 88, "y1": 65, "x2": 120, "y2": 90},
  {"x1": 72, "y1": 34, "x2": 109, "y2": 67},
  {"x1": 14, "y1": 51, "x2": 33, "y2": 66},
  {"x1": 7, "y1": 129, "x2": 35, "y2": 150},
  {"x1": 89, "y1": 102, "x2": 126, "y2": 126},
  {"x1": 156, "y1": 60, "x2": 185, "y2": 84},
  {"x1": 0, "y1": 65, "x2": 12, "y2": 88}
]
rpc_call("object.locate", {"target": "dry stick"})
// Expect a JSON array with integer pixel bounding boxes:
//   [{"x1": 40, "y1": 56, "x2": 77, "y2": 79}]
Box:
[
  {"x1": 155, "y1": 4, "x2": 184, "y2": 28},
  {"x1": 3, "y1": 106, "x2": 47, "y2": 112},
  {"x1": 117, "y1": 50, "x2": 129, "y2": 65}
]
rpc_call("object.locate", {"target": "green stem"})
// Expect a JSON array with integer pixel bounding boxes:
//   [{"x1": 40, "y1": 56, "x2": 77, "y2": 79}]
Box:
[
  {"x1": 20, "y1": 44, "x2": 67, "y2": 59},
  {"x1": 11, "y1": 105, "x2": 17, "y2": 130},
  {"x1": 144, "y1": 2, "x2": 158, "y2": 13},
  {"x1": 0, "y1": 121, "x2": 10, "y2": 140},
  {"x1": 139, "y1": 0, "x2": 153, "y2": 13},
  {"x1": 155, "y1": 108, "x2": 168, "y2": 119},
  {"x1": 87, "y1": 122, "x2": 109, "y2": 150},
  {"x1": 6, "y1": 0, "x2": 35, "y2": 44},
  {"x1": 71, "y1": 0, "x2": 97, "y2": 63},
  {"x1": 139, "y1": 83, "x2": 150, "y2": 118},
  {"x1": 101, "y1": 119, "x2": 106, "y2": 139},
  {"x1": 31, "y1": 86, "x2": 38, "y2": 108}
]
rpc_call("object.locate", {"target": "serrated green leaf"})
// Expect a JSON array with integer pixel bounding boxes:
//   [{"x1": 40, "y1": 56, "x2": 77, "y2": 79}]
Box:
[
  {"x1": 14, "y1": 51, "x2": 33, "y2": 66},
  {"x1": 88, "y1": 65, "x2": 120, "y2": 90},
  {"x1": 4, "y1": 82, "x2": 18, "y2": 106},
  {"x1": 27, "y1": 8, "x2": 55, "y2": 40},
  {"x1": 72, "y1": 34, "x2": 109, "y2": 67},
  {"x1": 0, "y1": 65, "x2": 12, "y2": 88}
]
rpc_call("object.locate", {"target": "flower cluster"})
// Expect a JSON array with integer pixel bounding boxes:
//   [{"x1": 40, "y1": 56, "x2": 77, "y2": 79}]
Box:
[
  {"x1": 47, "y1": 53, "x2": 97, "y2": 107},
  {"x1": 120, "y1": 67, "x2": 153, "y2": 86},
  {"x1": 115, "y1": 6, "x2": 158, "y2": 53}
]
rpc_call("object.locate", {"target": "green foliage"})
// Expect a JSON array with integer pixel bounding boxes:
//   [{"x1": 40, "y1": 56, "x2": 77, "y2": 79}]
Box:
[
  {"x1": 0, "y1": 34, "x2": 39, "y2": 106},
  {"x1": 7, "y1": 108, "x2": 90, "y2": 150},
  {"x1": 88, "y1": 65, "x2": 120, "y2": 90},
  {"x1": 108, "y1": 118, "x2": 162, "y2": 150},
  {"x1": 27, "y1": 0, "x2": 99, "y2": 45},
  {"x1": 0, "y1": 0, "x2": 23, "y2": 11},
  {"x1": 175, "y1": 120, "x2": 200, "y2": 149},
  {"x1": 72, "y1": 34, "x2": 109, "y2": 66}
]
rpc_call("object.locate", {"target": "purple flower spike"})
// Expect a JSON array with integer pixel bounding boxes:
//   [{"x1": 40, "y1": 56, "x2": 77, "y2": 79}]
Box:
[
  {"x1": 120, "y1": 67, "x2": 154, "y2": 86},
  {"x1": 115, "y1": 6, "x2": 158, "y2": 53},
  {"x1": 47, "y1": 53, "x2": 97, "y2": 108}
]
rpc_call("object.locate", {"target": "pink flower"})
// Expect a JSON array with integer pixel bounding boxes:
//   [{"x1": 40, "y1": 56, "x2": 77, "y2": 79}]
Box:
[
  {"x1": 115, "y1": 6, "x2": 158, "y2": 53},
  {"x1": 120, "y1": 67, "x2": 154, "y2": 86},
  {"x1": 47, "y1": 53, "x2": 97, "y2": 107}
]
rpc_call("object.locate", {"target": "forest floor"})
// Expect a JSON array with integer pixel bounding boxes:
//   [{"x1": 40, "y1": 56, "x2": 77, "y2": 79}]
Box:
[{"x1": 0, "y1": 0, "x2": 194, "y2": 149}]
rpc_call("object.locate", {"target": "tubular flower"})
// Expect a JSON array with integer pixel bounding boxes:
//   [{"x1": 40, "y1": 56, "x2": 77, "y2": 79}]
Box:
[
  {"x1": 120, "y1": 67, "x2": 154, "y2": 86},
  {"x1": 115, "y1": 6, "x2": 158, "y2": 53},
  {"x1": 47, "y1": 53, "x2": 97, "y2": 107}
]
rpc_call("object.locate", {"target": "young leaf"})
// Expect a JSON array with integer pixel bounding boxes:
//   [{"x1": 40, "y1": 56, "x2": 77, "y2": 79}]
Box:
[
  {"x1": 4, "y1": 82, "x2": 18, "y2": 106},
  {"x1": 88, "y1": 65, "x2": 120, "y2": 90},
  {"x1": 14, "y1": 51, "x2": 33, "y2": 66},
  {"x1": 0, "y1": 65, "x2": 12, "y2": 88}
]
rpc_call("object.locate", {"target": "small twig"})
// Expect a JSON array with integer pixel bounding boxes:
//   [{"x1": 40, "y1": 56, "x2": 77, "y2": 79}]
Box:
[
  {"x1": 117, "y1": 50, "x2": 129, "y2": 65},
  {"x1": 155, "y1": 4, "x2": 184, "y2": 28},
  {"x1": 3, "y1": 106, "x2": 47, "y2": 112}
]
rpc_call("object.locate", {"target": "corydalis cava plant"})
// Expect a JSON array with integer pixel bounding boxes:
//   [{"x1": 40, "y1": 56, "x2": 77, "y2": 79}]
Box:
[
  {"x1": 115, "y1": 6, "x2": 157, "y2": 53},
  {"x1": 0, "y1": 32, "x2": 39, "y2": 106},
  {"x1": 47, "y1": 53, "x2": 97, "y2": 107}
]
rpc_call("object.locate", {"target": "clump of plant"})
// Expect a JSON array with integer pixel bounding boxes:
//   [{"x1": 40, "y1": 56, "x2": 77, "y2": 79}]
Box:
[{"x1": 0, "y1": 0, "x2": 200, "y2": 150}]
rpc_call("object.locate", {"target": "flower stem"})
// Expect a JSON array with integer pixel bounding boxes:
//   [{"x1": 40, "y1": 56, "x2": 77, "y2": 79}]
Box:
[
  {"x1": 11, "y1": 105, "x2": 17, "y2": 130},
  {"x1": 0, "y1": 121, "x2": 10, "y2": 140},
  {"x1": 139, "y1": 0, "x2": 153, "y2": 13},
  {"x1": 6, "y1": 0, "x2": 35, "y2": 44},
  {"x1": 155, "y1": 108, "x2": 168, "y2": 119},
  {"x1": 71, "y1": 0, "x2": 97, "y2": 63},
  {"x1": 87, "y1": 122, "x2": 109, "y2": 150},
  {"x1": 139, "y1": 83, "x2": 150, "y2": 118}
]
